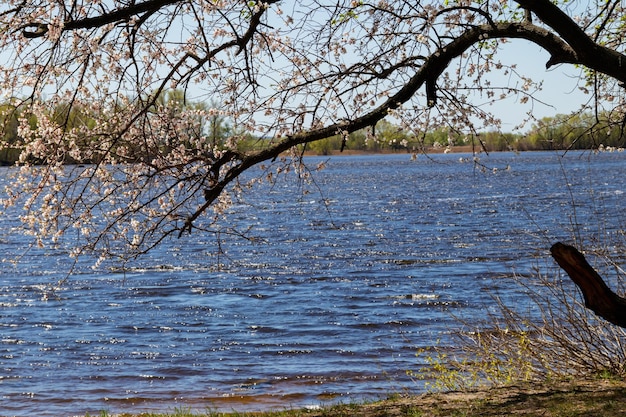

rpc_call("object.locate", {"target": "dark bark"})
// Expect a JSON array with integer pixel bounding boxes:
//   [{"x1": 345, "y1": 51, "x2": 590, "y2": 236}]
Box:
[
  {"x1": 515, "y1": 0, "x2": 626, "y2": 84},
  {"x1": 550, "y1": 242, "x2": 626, "y2": 328}
]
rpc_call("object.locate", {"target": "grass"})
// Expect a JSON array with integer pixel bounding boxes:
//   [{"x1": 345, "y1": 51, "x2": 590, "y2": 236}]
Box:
[{"x1": 87, "y1": 377, "x2": 626, "y2": 417}]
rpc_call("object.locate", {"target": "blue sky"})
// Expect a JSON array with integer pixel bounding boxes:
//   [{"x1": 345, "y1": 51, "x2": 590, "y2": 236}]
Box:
[{"x1": 487, "y1": 39, "x2": 591, "y2": 131}]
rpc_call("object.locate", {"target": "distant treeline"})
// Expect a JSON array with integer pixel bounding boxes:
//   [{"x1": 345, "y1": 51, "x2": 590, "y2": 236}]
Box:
[
  {"x1": 0, "y1": 94, "x2": 624, "y2": 164},
  {"x1": 305, "y1": 113, "x2": 626, "y2": 155}
]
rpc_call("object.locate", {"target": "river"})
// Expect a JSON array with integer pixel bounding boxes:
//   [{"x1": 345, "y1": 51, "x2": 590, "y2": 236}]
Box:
[{"x1": 0, "y1": 150, "x2": 624, "y2": 416}]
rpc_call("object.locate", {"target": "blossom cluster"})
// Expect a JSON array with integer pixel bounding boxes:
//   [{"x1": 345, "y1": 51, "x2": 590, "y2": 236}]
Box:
[{"x1": 0, "y1": 0, "x2": 622, "y2": 262}]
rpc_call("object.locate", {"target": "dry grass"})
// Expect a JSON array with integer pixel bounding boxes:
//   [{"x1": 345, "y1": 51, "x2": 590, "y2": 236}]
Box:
[{"x1": 407, "y1": 261, "x2": 626, "y2": 393}]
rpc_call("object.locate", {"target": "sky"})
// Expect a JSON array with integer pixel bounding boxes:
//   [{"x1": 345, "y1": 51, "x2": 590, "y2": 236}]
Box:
[{"x1": 485, "y1": 39, "x2": 592, "y2": 131}]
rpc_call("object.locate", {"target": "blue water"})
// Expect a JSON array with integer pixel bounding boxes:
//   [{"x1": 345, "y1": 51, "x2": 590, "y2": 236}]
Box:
[{"x1": 0, "y1": 151, "x2": 625, "y2": 416}]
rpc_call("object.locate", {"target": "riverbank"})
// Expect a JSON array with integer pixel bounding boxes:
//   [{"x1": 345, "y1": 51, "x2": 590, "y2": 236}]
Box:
[
  {"x1": 337, "y1": 378, "x2": 626, "y2": 417},
  {"x1": 105, "y1": 377, "x2": 626, "y2": 417}
]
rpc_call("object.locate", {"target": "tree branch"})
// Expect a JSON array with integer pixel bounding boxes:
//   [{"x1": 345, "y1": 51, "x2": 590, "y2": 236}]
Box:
[
  {"x1": 64, "y1": 0, "x2": 181, "y2": 31},
  {"x1": 514, "y1": 0, "x2": 593, "y2": 51},
  {"x1": 551, "y1": 242, "x2": 626, "y2": 328},
  {"x1": 514, "y1": 0, "x2": 626, "y2": 80},
  {"x1": 182, "y1": 22, "x2": 583, "y2": 228}
]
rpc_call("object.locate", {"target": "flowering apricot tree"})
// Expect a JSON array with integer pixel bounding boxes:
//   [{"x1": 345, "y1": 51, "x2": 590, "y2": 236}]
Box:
[{"x1": 0, "y1": 0, "x2": 625, "y2": 263}]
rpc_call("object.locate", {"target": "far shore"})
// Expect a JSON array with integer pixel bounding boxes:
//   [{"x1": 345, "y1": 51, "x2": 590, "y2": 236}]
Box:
[{"x1": 301, "y1": 145, "x2": 479, "y2": 157}]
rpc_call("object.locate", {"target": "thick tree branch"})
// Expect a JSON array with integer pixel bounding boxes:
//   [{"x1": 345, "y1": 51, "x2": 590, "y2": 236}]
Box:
[
  {"x1": 20, "y1": 0, "x2": 181, "y2": 38},
  {"x1": 22, "y1": 0, "x2": 280, "y2": 39},
  {"x1": 252, "y1": 22, "x2": 577, "y2": 151},
  {"x1": 551, "y1": 242, "x2": 626, "y2": 328},
  {"x1": 185, "y1": 22, "x2": 581, "y2": 227},
  {"x1": 514, "y1": 0, "x2": 626, "y2": 81},
  {"x1": 70, "y1": 0, "x2": 179, "y2": 29},
  {"x1": 59, "y1": 0, "x2": 180, "y2": 36},
  {"x1": 514, "y1": 0, "x2": 593, "y2": 51}
]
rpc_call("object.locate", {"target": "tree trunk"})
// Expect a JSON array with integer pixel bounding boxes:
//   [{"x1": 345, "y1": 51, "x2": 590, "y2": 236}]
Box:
[{"x1": 550, "y1": 242, "x2": 626, "y2": 328}]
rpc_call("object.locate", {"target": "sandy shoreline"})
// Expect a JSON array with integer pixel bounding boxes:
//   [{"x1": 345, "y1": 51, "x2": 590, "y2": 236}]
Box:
[
  {"x1": 85, "y1": 377, "x2": 626, "y2": 416},
  {"x1": 244, "y1": 378, "x2": 626, "y2": 417}
]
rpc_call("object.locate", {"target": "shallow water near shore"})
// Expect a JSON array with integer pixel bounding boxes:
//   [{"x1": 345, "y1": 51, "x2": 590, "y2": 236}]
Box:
[{"x1": 1, "y1": 150, "x2": 625, "y2": 416}]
